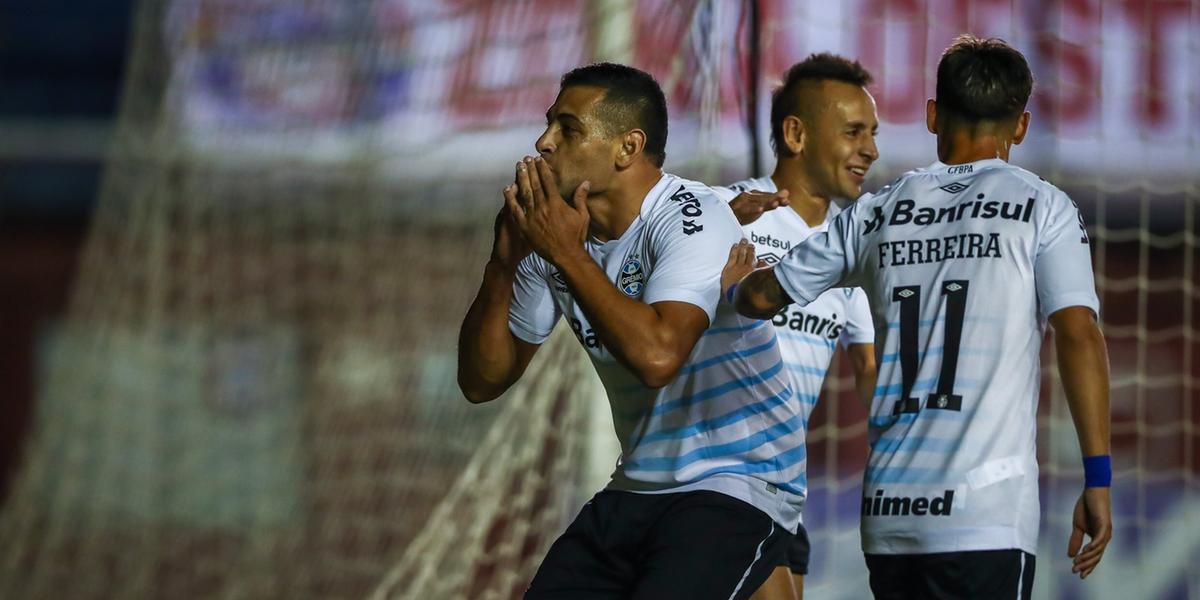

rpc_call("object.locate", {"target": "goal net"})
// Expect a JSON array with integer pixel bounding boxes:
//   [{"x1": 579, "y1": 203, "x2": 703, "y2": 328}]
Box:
[{"x1": 0, "y1": 1, "x2": 1195, "y2": 599}]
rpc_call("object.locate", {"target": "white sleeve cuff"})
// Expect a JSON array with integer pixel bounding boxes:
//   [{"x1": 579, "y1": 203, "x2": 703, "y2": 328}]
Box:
[
  {"x1": 508, "y1": 319, "x2": 552, "y2": 345},
  {"x1": 643, "y1": 289, "x2": 718, "y2": 326}
]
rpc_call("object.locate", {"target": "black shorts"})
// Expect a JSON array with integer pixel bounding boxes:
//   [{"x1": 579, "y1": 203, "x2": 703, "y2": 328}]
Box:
[
  {"x1": 525, "y1": 490, "x2": 790, "y2": 600},
  {"x1": 774, "y1": 523, "x2": 810, "y2": 574},
  {"x1": 864, "y1": 549, "x2": 1035, "y2": 600}
]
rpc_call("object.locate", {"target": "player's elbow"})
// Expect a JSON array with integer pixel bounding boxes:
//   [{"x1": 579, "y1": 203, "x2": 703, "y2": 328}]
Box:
[
  {"x1": 733, "y1": 270, "x2": 789, "y2": 320},
  {"x1": 635, "y1": 364, "x2": 678, "y2": 389},
  {"x1": 735, "y1": 292, "x2": 780, "y2": 320},
  {"x1": 458, "y1": 382, "x2": 498, "y2": 404},
  {"x1": 634, "y1": 354, "x2": 685, "y2": 389},
  {"x1": 457, "y1": 371, "x2": 505, "y2": 404}
]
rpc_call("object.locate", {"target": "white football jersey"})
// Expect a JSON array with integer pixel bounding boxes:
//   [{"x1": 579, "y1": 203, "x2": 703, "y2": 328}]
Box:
[
  {"x1": 772, "y1": 158, "x2": 1099, "y2": 555},
  {"x1": 724, "y1": 176, "x2": 874, "y2": 425},
  {"x1": 509, "y1": 173, "x2": 805, "y2": 531}
]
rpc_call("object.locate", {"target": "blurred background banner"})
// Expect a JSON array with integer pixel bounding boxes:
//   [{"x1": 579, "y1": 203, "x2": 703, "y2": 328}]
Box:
[
  {"x1": 0, "y1": 1, "x2": 1195, "y2": 599},
  {"x1": 163, "y1": 0, "x2": 1196, "y2": 180}
]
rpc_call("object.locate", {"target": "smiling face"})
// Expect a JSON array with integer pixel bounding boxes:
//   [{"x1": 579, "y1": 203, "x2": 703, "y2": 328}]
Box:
[
  {"x1": 799, "y1": 81, "x2": 880, "y2": 200},
  {"x1": 534, "y1": 85, "x2": 620, "y2": 201}
]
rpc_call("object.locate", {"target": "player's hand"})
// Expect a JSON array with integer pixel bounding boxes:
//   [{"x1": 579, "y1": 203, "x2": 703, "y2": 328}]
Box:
[
  {"x1": 1067, "y1": 486, "x2": 1112, "y2": 579},
  {"x1": 490, "y1": 195, "x2": 531, "y2": 272},
  {"x1": 506, "y1": 156, "x2": 590, "y2": 266},
  {"x1": 729, "y1": 189, "x2": 789, "y2": 225},
  {"x1": 721, "y1": 239, "x2": 766, "y2": 298}
]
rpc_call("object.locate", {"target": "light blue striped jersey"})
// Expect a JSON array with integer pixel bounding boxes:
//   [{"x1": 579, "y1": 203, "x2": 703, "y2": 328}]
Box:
[
  {"x1": 508, "y1": 173, "x2": 805, "y2": 532},
  {"x1": 723, "y1": 176, "x2": 874, "y2": 424},
  {"x1": 773, "y1": 159, "x2": 1100, "y2": 554}
]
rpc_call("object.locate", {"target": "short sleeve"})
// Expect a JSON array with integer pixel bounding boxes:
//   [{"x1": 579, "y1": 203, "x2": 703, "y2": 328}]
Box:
[
  {"x1": 711, "y1": 185, "x2": 738, "y2": 203},
  {"x1": 1035, "y1": 192, "x2": 1100, "y2": 320},
  {"x1": 775, "y1": 203, "x2": 863, "y2": 307},
  {"x1": 839, "y1": 288, "x2": 875, "y2": 348},
  {"x1": 507, "y1": 256, "x2": 561, "y2": 344},
  {"x1": 642, "y1": 194, "x2": 742, "y2": 325}
]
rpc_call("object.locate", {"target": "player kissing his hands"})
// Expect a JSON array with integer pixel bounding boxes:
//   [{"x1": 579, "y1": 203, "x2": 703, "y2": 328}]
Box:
[
  {"x1": 489, "y1": 198, "x2": 531, "y2": 271},
  {"x1": 504, "y1": 156, "x2": 591, "y2": 267}
]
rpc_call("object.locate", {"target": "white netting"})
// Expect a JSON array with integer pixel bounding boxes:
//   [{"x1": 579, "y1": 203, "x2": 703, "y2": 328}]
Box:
[
  {"x1": 0, "y1": 1, "x2": 723, "y2": 598},
  {"x1": 0, "y1": 1, "x2": 1196, "y2": 599}
]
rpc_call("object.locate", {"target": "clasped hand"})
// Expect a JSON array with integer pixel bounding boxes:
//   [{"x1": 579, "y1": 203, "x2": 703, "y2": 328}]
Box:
[{"x1": 502, "y1": 156, "x2": 591, "y2": 266}]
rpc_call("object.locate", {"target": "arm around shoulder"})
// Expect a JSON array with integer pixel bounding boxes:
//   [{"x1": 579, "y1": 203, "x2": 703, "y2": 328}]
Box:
[{"x1": 733, "y1": 267, "x2": 793, "y2": 320}]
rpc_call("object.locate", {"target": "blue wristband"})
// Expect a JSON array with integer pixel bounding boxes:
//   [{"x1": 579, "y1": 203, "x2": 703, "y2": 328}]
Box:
[
  {"x1": 1083, "y1": 455, "x2": 1112, "y2": 488},
  {"x1": 724, "y1": 283, "x2": 738, "y2": 304}
]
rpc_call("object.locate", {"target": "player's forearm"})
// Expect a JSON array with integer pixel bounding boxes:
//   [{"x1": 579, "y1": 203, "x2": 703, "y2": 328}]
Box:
[
  {"x1": 1053, "y1": 309, "x2": 1111, "y2": 457},
  {"x1": 849, "y1": 343, "x2": 877, "y2": 408},
  {"x1": 457, "y1": 261, "x2": 523, "y2": 403},
  {"x1": 733, "y1": 267, "x2": 793, "y2": 320},
  {"x1": 555, "y1": 251, "x2": 691, "y2": 388}
]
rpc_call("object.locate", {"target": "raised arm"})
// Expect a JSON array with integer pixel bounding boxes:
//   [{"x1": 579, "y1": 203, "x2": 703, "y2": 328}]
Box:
[
  {"x1": 735, "y1": 207, "x2": 861, "y2": 321},
  {"x1": 456, "y1": 202, "x2": 542, "y2": 403},
  {"x1": 1050, "y1": 305, "x2": 1112, "y2": 579},
  {"x1": 732, "y1": 267, "x2": 794, "y2": 320},
  {"x1": 728, "y1": 189, "x2": 790, "y2": 225},
  {"x1": 557, "y1": 260, "x2": 711, "y2": 388},
  {"x1": 507, "y1": 157, "x2": 709, "y2": 388}
]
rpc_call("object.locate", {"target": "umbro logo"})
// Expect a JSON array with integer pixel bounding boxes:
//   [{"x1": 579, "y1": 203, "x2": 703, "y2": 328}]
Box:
[
  {"x1": 939, "y1": 182, "x2": 969, "y2": 194},
  {"x1": 757, "y1": 252, "x2": 782, "y2": 266},
  {"x1": 897, "y1": 289, "x2": 915, "y2": 298},
  {"x1": 945, "y1": 282, "x2": 963, "y2": 292}
]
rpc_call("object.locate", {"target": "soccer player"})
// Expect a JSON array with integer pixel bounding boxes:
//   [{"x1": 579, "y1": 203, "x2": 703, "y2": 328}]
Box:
[
  {"x1": 458, "y1": 63, "x2": 804, "y2": 599},
  {"x1": 730, "y1": 36, "x2": 1112, "y2": 599},
  {"x1": 720, "y1": 53, "x2": 881, "y2": 600}
]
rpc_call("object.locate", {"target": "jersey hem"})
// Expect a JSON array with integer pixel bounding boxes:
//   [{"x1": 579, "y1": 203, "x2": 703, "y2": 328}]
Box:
[
  {"x1": 861, "y1": 526, "x2": 1036, "y2": 556},
  {"x1": 609, "y1": 472, "x2": 803, "y2": 534},
  {"x1": 642, "y1": 289, "x2": 719, "y2": 324}
]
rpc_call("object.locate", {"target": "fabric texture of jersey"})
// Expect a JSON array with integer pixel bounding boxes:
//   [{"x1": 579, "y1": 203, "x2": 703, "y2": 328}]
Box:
[
  {"x1": 723, "y1": 176, "x2": 874, "y2": 427},
  {"x1": 772, "y1": 158, "x2": 1099, "y2": 554},
  {"x1": 508, "y1": 173, "x2": 806, "y2": 532}
]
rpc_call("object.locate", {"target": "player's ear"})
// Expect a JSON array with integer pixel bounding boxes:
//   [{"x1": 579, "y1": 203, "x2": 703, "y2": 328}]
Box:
[
  {"x1": 615, "y1": 129, "x2": 646, "y2": 169},
  {"x1": 782, "y1": 115, "x2": 805, "y2": 155},
  {"x1": 925, "y1": 99, "x2": 938, "y2": 134},
  {"x1": 1011, "y1": 111, "x2": 1031, "y2": 145}
]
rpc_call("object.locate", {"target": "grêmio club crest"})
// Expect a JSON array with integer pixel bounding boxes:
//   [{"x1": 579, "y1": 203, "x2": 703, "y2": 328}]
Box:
[{"x1": 618, "y1": 253, "x2": 645, "y2": 297}]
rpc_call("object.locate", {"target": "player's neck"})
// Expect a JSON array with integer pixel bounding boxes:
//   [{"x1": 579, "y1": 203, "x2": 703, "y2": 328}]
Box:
[
  {"x1": 937, "y1": 131, "x2": 1013, "y2": 165},
  {"x1": 586, "y1": 167, "x2": 663, "y2": 243},
  {"x1": 771, "y1": 162, "x2": 830, "y2": 228}
]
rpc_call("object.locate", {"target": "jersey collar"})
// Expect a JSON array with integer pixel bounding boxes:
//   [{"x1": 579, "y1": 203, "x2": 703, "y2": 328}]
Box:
[
  {"x1": 639, "y1": 172, "x2": 673, "y2": 220},
  {"x1": 928, "y1": 158, "x2": 1008, "y2": 174},
  {"x1": 589, "y1": 173, "x2": 671, "y2": 251}
]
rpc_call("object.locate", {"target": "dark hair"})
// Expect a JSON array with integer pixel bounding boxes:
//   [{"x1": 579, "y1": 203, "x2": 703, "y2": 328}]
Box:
[
  {"x1": 560, "y1": 63, "x2": 669, "y2": 168},
  {"x1": 770, "y1": 53, "x2": 874, "y2": 156},
  {"x1": 935, "y1": 35, "x2": 1033, "y2": 123}
]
